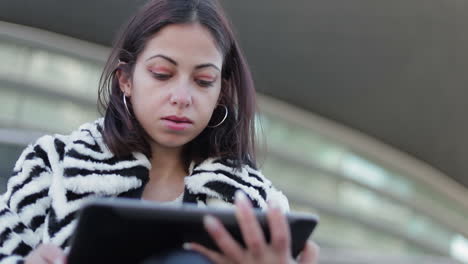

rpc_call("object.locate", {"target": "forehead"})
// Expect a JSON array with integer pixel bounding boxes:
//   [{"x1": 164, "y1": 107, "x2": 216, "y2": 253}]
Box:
[{"x1": 140, "y1": 23, "x2": 223, "y2": 67}]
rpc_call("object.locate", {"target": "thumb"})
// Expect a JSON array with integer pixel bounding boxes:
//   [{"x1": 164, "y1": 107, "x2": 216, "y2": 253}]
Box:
[
  {"x1": 38, "y1": 244, "x2": 67, "y2": 264},
  {"x1": 298, "y1": 241, "x2": 319, "y2": 264}
]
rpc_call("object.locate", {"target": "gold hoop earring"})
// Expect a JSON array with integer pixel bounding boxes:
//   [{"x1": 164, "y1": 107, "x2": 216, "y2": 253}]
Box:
[
  {"x1": 208, "y1": 105, "x2": 228, "y2": 128},
  {"x1": 123, "y1": 93, "x2": 132, "y2": 117}
]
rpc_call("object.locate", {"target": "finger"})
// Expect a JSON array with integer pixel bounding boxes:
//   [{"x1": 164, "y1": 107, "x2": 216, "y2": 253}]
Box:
[
  {"x1": 234, "y1": 191, "x2": 266, "y2": 257},
  {"x1": 298, "y1": 241, "x2": 320, "y2": 264},
  {"x1": 186, "y1": 242, "x2": 227, "y2": 264},
  {"x1": 203, "y1": 215, "x2": 244, "y2": 261},
  {"x1": 38, "y1": 244, "x2": 66, "y2": 264},
  {"x1": 267, "y1": 200, "x2": 291, "y2": 255},
  {"x1": 25, "y1": 253, "x2": 48, "y2": 264},
  {"x1": 25, "y1": 244, "x2": 66, "y2": 264}
]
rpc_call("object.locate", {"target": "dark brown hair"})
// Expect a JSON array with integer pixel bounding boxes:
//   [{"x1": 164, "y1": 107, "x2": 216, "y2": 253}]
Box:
[{"x1": 98, "y1": 0, "x2": 258, "y2": 169}]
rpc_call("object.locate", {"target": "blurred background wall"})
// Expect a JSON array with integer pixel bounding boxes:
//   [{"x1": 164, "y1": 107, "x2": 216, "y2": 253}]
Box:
[{"x1": 1, "y1": 0, "x2": 468, "y2": 263}]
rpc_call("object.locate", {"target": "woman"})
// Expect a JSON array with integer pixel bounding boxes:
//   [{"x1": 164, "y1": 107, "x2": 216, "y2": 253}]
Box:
[{"x1": 0, "y1": 0, "x2": 319, "y2": 263}]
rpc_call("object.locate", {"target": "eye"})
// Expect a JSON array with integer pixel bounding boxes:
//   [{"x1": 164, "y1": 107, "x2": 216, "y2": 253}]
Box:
[
  {"x1": 196, "y1": 79, "x2": 215, "y2": 87},
  {"x1": 151, "y1": 72, "x2": 171, "y2": 81},
  {"x1": 195, "y1": 79, "x2": 216, "y2": 87}
]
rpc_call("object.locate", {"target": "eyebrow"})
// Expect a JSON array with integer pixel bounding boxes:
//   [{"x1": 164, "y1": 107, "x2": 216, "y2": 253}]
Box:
[
  {"x1": 146, "y1": 54, "x2": 177, "y2": 65},
  {"x1": 146, "y1": 54, "x2": 220, "y2": 72},
  {"x1": 195, "y1": 64, "x2": 221, "y2": 72}
]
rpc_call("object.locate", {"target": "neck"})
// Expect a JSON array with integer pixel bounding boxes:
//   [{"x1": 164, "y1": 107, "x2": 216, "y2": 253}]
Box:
[{"x1": 149, "y1": 144, "x2": 186, "y2": 181}]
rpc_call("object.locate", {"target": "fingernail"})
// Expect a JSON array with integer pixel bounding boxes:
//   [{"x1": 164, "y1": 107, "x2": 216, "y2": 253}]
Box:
[
  {"x1": 183, "y1": 242, "x2": 192, "y2": 250},
  {"x1": 53, "y1": 259, "x2": 64, "y2": 264},
  {"x1": 203, "y1": 215, "x2": 219, "y2": 231},
  {"x1": 235, "y1": 190, "x2": 247, "y2": 203}
]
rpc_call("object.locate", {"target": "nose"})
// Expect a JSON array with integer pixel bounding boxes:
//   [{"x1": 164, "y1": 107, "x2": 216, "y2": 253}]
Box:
[{"x1": 169, "y1": 83, "x2": 192, "y2": 108}]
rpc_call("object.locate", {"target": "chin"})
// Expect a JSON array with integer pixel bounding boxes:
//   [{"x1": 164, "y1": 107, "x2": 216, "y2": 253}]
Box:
[
  {"x1": 153, "y1": 135, "x2": 194, "y2": 149},
  {"x1": 162, "y1": 141, "x2": 188, "y2": 148}
]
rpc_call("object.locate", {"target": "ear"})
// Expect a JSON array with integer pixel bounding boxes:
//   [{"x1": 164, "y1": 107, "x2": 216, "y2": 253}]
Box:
[{"x1": 116, "y1": 64, "x2": 132, "y2": 96}]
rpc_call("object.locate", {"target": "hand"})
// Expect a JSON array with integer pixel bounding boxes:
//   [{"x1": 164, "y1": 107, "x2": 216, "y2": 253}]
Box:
[
  {"x1": 188, "y1": 191, "x2": 319, "y2": 264},
  {"x1": 24, "y1": 243, "x2": 67, "y2": 264}
]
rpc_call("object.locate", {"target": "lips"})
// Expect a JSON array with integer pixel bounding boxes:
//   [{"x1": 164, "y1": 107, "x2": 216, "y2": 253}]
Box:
[
  {"x1": 162, "y1": 115, "x2": 193, "y2": 124},
  {"x1": 161, "y1": 115, "x2": 193, "y2": 131}
]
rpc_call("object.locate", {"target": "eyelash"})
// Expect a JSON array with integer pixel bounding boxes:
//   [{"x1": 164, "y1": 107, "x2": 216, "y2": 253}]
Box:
[
  {"x1": 152, "y1": 72, "x2": 171, "y2": 81},
  {"x1": 151, "y1": 72, "x2": 215, "y2": 87},
  {"x1": 196, "y1": 80, "x2": 214, "y2": 87}
]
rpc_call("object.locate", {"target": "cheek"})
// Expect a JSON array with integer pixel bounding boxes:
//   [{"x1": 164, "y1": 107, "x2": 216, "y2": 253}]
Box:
[
  {"x1": 201, "y1": 92, "x2": 222, "y2": 122},
  {"x1": 205, "y1": 103, "x2": 217, "y2": 121},
  {"x1": 128, "y1": 95, "x2": 144, "y2": 123},
  {"x1": 129, "y1": 77, "x2": 162, "y2": 112},
  {"x1": 129, "y1": 91, "x2": 155, "y2": 122}
]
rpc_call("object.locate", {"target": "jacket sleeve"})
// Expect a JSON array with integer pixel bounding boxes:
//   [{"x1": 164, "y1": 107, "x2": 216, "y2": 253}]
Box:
[{"x1": 0, "y1": 136, "x2": 55, "y2": 263}]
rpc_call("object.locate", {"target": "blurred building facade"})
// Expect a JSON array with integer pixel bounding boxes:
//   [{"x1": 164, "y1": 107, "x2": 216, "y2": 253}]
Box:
[{"x1": 1, "y1": 13, "x2": 468, "y2": 264}]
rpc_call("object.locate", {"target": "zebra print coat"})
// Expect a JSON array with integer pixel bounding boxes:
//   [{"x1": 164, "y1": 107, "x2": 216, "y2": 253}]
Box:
[{"x1": 0, "y1": 118, "x2": 289, "y2": 263}]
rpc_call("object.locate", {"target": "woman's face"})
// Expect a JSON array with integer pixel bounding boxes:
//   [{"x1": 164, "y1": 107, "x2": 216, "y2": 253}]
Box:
[{"x1": 120, "y1": 23, "x2": 223, "y2": 151}]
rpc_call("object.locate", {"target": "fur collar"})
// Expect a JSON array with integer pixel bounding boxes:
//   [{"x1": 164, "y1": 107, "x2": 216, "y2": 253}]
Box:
[{"x1": 62, "y1": 118, "x2": 278, "y2": 209}]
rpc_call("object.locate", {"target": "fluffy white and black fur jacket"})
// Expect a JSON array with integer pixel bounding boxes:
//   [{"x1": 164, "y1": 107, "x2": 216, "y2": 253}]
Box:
[{"x1": 0, "y1": 118, "x2": 289, "y2": 263}]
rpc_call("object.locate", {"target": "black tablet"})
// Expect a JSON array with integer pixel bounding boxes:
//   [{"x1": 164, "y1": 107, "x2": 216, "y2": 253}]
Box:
[{"x1": 67, "y1": 198, "x2": 318, "y2": 264}]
